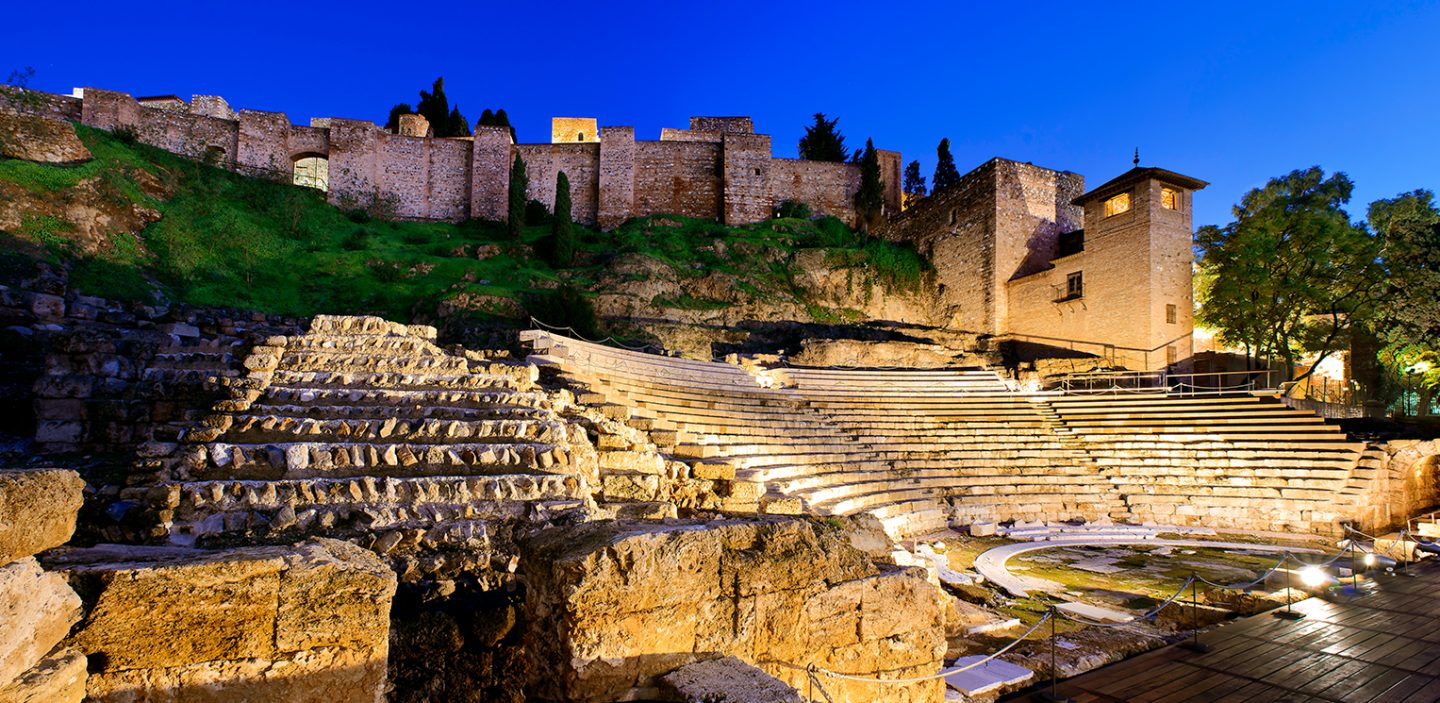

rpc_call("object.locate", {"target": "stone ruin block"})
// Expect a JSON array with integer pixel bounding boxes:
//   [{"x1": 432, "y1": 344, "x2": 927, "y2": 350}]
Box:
[
  {"x1": 0, "y1": 557, "x2": 84, "y2": 687},
  {"x1": 0, "y1": 469, "x2": 85, "y2": 566},
  {"x1": 43, "y1": 538, "x2": 396, "y2": 703},
  {"x1": 522, "y1": 517, "x2": 945, "y2": 703}
]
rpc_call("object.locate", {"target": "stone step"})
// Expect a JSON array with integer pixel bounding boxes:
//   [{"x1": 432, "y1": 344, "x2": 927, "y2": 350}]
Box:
[
  {"x1": 246, "y1": 402, "x2": 553, "y2": 423},
  {"x1": 193, "y1": 440, "x2": 570, "y2": 478},
  {"x1": 216, "y1": 414, "x2": 568, "y2": 445},
  {"x1": 278, "y1": 351, "x2": 470, "y2": 375},
  {"x1": 263, "y1": 385, "x2": 548, "y2": 410},
  {"x1": 269, "y1": 370, "x2": 518, "y2": 392}
]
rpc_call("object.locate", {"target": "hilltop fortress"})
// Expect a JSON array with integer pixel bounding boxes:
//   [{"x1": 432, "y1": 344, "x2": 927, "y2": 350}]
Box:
[{"x1": 7, "y1": 86, "x2": 1204, "y2": 371}]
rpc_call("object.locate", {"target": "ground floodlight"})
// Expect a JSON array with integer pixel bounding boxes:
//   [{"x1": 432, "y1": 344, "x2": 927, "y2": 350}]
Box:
[
  {"x1": 1299, "y1": 565, "x2": 1328, "y2": 587},
  {"x1": 1363, "y1": 553, "x2": 1376, "y2": 568}
]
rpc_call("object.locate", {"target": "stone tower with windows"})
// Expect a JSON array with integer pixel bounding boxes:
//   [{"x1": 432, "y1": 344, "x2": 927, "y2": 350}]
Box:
[
  {"x1": 1065, "y1": 167, "x2": 1208, "y2": 369},
  {"x1": 881, "y1": 161, "x2": 1207, "y2": 371}
]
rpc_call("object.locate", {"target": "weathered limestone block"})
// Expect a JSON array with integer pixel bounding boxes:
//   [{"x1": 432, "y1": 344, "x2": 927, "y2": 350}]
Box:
[
  {"x1": 45, "y1": 538, "x2": 396, "y2": 703},
  {"x1": 0, "y1": 648, "x2": 87, "y2": 703},
  {"x1": 523, "y1": 518, "x2": 945, "y2": 703},
  {"x1": 0, "y1": 111, "x2": 92, "y2": 163},
  {"x1": 661, "y1": 656, "x2": 804, "y2": 703},
  {"x1": 0, "y1": 558, "x2": 83, "y2": 686},
  {"x1": 0, "y1": 469, "x2": 84, "y2": 566}
]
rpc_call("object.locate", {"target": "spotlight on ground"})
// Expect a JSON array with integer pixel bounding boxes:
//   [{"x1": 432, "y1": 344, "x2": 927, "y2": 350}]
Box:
[{"x1": 1299, "y1": 565, "x2": 1330, "y2": 588}]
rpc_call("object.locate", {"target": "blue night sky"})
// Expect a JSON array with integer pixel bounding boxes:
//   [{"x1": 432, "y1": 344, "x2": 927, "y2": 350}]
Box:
[{"x1": 6, "y1": 0, "x2": 1438, "y2": 229}]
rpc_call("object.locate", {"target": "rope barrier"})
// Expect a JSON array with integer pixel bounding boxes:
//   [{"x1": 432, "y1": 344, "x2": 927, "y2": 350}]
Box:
[
  {"x1": 1055, "y1": 575, "x2": 1198, "y2": 628},
  {"x1": 527, "y1": 317, "x2": 664, "y2": 353}
]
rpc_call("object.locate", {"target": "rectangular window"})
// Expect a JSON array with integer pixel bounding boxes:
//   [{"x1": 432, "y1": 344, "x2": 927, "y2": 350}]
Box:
[
  {"x1": 1104, "y1": 192, "x2": 1131, "y2": 217},
  {"x1": 1161, "y1": 187, "x2": 1179, "y2": 210},
  {"x1": 1066, "y1": 271, "x2": 1083, "y2": 299},
  {"x1": 1166, "y1": 303, "x2": 1177, "y2": 324},
  {"x1": 1166, "y1": 345, "x2": 1178, "y2": 366}
]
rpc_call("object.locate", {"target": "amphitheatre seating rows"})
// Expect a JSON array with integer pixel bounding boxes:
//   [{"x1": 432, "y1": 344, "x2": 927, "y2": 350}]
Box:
[
  {"x1": 526, "y1": 331, "x2": 1372, "y2": 536},
  {"x1": 162, "y1": 317, "x2": 588, "y2": 546}
]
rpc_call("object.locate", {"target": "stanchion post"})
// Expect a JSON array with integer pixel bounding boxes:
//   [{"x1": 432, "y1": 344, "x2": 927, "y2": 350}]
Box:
[
  {"x1": 1275, "y1": 554, "x2": 1305, "y2": 621},
  {"x1": 1037, "y1": 608, "x2": 1073, "y2": 703},
  {"x1": 1350, "y1": 538, "x2": 1360, "y2": 592},
  {"x1": 1179, "y1": 575, "x2": 1213, "y2": 653}
]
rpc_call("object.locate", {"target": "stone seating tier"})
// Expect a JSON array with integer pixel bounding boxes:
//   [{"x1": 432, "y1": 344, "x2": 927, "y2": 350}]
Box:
[{"x1": 524, "y1": 330, "x2": 1370, "y2": 537}]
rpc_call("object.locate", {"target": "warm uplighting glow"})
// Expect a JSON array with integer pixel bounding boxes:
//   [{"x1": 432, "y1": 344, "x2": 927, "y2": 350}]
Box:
[
  {"x1": 1363, "y1": 553, "x2": 1376, "y2": 567},
  {"x1": 1299, "y1": 565, "x2": 1329, "y2": 587}
]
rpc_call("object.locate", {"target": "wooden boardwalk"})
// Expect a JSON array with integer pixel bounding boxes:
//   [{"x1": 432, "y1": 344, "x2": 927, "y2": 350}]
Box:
[{"x1": 1006, "y1": 562, "x2": 1440, "y2": 702}]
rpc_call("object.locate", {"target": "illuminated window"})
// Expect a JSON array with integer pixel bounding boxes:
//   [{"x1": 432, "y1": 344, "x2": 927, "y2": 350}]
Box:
[
  {"x1": 1065, "y1": 271, "x2": 1083, "y2": 299},
  {"x1": 1166, "y1": 345, "x2": 1178, "y2": 366},
  {"x1": 1104, "y1": 192, "x2": 1130, "y2": 217},
  {"x1": 1166, "y1": 304, "x2": 1177, "y2": 324},
  {"x1": 1161, "y1": 187, "x2": 1179, "y2": 210}
]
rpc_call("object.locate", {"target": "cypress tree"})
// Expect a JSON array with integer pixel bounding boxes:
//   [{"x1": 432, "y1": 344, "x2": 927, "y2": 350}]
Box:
[
  {"x1": 902, "y1": 160, "x2": 927, "y2": 208},
  {"x1": 932, "y1": 138, "x2": 961, "y2": 193},
  {"x1": 507, "y1": 153, "x2": 529, "y2": 241},
  {"x1": 854, "y1": 139, "x2": 885, "y2": 232},
  {"x1": 446, "y1": 106, "x2": 471, "y2": 137},
  {"x1": 546, "y1": 171, "x2": 576, "y2": 267}
]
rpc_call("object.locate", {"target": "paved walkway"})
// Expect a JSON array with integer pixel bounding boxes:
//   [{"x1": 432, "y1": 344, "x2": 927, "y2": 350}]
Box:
[
  {"x1": 1005, "y1": 561, "x2": 1440, "y2": 702},
  {"x1": 975, "y1": 538, "x2": 1321, "y2": 597}
]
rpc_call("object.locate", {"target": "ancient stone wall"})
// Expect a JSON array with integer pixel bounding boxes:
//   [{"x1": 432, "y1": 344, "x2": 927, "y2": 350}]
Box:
[
  {"x1": 25, "y1": 87, "x2": 890, "y2": 228},
  {"x1": 721, "y1": 133, "x2": 771, "y2": 225},
  {"x1": 633, "y1": 140, "x2": 723, "y2": 220},
  {"x1": 517, "y1": 143, "x2": 602, "y2": 225},
  {"x1": 769, "y1": 157, "x2": 860, "y2": 222},
  {"x1": 0, "y1": 89, "x2": 82, "y2": 121},
  {"x1": 878, "y1": 159, "x2": 1002, "y2": 333},
  {"x1": 597, "y1": 126, "x2": 636, "y2": 229}
]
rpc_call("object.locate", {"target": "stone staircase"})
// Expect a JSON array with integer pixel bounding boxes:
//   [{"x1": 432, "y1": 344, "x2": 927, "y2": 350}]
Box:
[{"x1": 153, "y1": 316, "x2": 597, "y2": 548}]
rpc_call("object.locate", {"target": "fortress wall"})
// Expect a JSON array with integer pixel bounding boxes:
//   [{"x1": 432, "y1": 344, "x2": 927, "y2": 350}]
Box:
[
  {"x1": 425, "y1": 137, "x2": 472, "y2": 220},
  {"x1": 0, "y1": 89, "x2": 82, "y2": 121},
  {"x1": 379, "y1": 133, "x2": 429, "y2": 217},
  {"x1": 597, "y1": 127, "x2": 635, "y2": 229},
  {"x1": 135, "y1": 104, "x2": 239, "y2": 164},
  {"x1": 287, "y1": 125, "x2": 329, "y2": 158},
  {"x1": 326, "y1": 119, "x2": 381, "y2": 210},
  {"x1": 720, "y1": 133, "x2": 771, "y2": 224},
  {"x1": 768, "y1": 158, "x2": 859, "y2": 223},
  {"x1": 471, "y1": 126, "x2": 513, "y2": 222},
  {"x1": 877, "y1": 149, "x2": 903, "y2": 215},
  {"x1": 659, "y1": 128, "x2": 723, "y2": 143},
  {"x1": 878, "y1": 160, "x2": 999, "y2": 333},
  {"x1": 236, "y1": 110, "x2": 293, "y2": 178},
  {"x1": 992, "y1": 162, "x2": 1083, "y2": 333},
  {"x1": 633, "y1": 140, "x2": 723, "y2": 220},
  {"x1": 517, "y1": 143, "x2": 602, "y2": 225}
]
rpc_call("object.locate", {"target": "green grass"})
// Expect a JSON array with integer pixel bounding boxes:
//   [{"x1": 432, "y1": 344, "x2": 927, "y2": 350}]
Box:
[{"x1": 0, "y1": 125, "x2": 934, "y2": 323}]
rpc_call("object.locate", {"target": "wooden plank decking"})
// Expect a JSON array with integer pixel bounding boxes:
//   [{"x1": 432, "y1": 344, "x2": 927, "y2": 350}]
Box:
[{"x1": 1006, "y1": 562, "x2": 1440, "y2": 702}]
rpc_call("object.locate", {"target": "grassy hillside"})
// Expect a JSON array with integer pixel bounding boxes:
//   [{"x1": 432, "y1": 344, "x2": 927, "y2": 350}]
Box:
[{"x1": 0, "y1": 124, "x2": 929, "y2": 328}]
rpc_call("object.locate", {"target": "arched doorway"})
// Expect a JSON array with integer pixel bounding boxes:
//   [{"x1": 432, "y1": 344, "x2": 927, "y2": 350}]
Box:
[{"x1": 292, "y1": 153, "x2": 329, "y2": 192}]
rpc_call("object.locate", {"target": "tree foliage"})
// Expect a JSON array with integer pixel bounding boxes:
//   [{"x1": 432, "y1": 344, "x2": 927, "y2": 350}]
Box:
[
  {"x1": 902, "y1": 159, "x2": 927, "y2": 208},
  {"x1": 854, "y1": 139, "x2": 885, "y2": 232},
  {"x1": 477, "y1": 108, "x2": 515, "y2": 141},
  {"x1": 385, "y1": 77, "x2": 470, "y2": 137},
  {"x1": 932, "y1": 138, "x2": 960, "y2": 193},
  {"x1": 1370, "y1": 190, "x2": 1440, "y2": 348},
  {"x1": 1195, "y1": 167, "x2": 1384, "y2": 382},
  {"x1": 507, "y1": 154, "x2": 528, "y2": 241},
  {"x1": 798, "y1": 113, "x2": 849, "y2": 163},
  {"x1": 538, "y1": 171, "x2": 576, "y2": 267}
]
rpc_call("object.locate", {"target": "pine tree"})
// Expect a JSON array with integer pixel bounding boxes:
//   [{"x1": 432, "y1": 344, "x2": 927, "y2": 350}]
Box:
[
  {"x1": 855, "y1": 139, "x2": 885, "y2": 232},
  {"x1": 507, "y1": 153, "x2": 529, "y2": 241},
  {"x1": 384, "y1": 103, "x2": 412, "y2": 133},
  {"x1": 541, "y1": 171, "x2": 576, "y2": 267},
  {"x1": 932, "y1": 138, "x2": 960, "y2": 193},
  {"x1": 494, "y1": 109, "x2": 516, "y2": 142},
  {"x1": 408, "y1": 77, "x2": 470, "y2": 138},
  {"x1": 798, "y1": 113, "x2": 849, "y2": 162},
  {"x1": 902, "y1": 160, "x2": 927, "y2": 208},
  {"x1": 478, "y1": 108, "x2": 495, "y2": 126}
]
